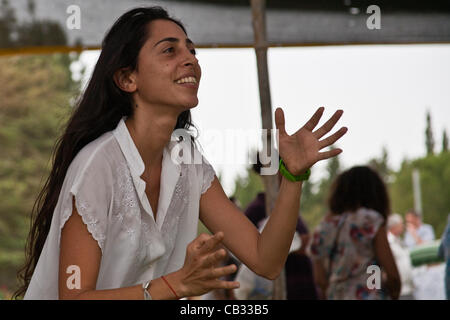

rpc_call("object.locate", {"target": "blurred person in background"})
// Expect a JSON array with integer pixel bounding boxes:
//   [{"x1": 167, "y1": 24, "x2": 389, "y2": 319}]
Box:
[
  {"x1": 387, "y1": 213, "x2": 415, "y2": 299},
  {"x1": 284, "y1": 217, "x2": 318, "y2": 300},
  {"x1": 311, "y1": 166, "x2": 401, "y2": 300},
  {"x1": 404, "y1": 210, "x2": 435, "y2": 249}
]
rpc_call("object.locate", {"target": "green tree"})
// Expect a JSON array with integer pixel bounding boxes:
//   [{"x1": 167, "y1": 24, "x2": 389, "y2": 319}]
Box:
[
  {"x1": 368, "y1": 146, "x2": 391, "y2": 183},
  {"x1": 0, "y1": 0, "x2": 16, "y2": 48},
  {"x1": 0, "y1": 0, "x2": 66, "y2": 49},
  {"x1": 0, "y1": 53, "x2": 79, "y2": 293},
  {"x1": 322, "y1": 148, "x2": 341, "y2": 189},
  {"x1": 232, "y1": 166, "x2": 265, "y2": 211},
  {"x1": 442, "y1": 129, "x2": 449, "y2": 153},
  {"x1": 389, "y1": 152, "x2": 450, "y2": 237},
  {"x1": 0, "y1": 2, "x2": 76, "y2": 295},
  {"x1": 300, "y1": 149, "x2": 342, "y2": 231},
  {"x1": 299, "y1": 180, "x2": 326, "y2": 231},
  {"x1": 425, "y1": 110, "x2": 435, "y2": 155}
]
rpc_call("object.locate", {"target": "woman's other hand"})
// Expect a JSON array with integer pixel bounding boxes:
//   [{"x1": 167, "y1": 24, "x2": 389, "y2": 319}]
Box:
[{"x1": 172, "y1": 231, "x2": 240, "y2": 298}]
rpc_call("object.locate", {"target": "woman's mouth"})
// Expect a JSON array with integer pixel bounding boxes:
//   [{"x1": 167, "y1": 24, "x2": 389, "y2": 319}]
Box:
[{"x1": 175, "y1": 76, "x2": 198, "y2": 89}]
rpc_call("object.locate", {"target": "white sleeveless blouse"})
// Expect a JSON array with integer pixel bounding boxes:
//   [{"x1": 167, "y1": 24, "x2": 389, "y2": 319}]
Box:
[{"x1": 24, "y1": 117, "x2": 216, "y2": 299}]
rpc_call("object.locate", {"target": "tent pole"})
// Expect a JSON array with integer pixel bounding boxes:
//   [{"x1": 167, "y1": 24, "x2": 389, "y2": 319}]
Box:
[{"x1": 250, "y1": 0, "x2": 286, "y2": 300}]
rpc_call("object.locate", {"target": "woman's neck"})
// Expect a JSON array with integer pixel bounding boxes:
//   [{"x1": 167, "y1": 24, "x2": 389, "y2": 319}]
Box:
[{"x1": 125, "y1": 103, "x2": 179, "y2": 173}]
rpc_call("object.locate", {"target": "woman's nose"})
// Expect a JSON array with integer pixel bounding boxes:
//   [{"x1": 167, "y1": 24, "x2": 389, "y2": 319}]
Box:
[
  {"x1": 182, "y1": 49, "x2": 198, "y2": 67},
  {"x1": 184, "y1": 56, "x2": 198, "y2": 67}
]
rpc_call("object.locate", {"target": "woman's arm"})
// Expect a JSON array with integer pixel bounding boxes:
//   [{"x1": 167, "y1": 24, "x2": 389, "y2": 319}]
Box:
[
  {"x1": 373, "y1": 225, "x2": 401, "y2": 300},
  {"x1": 200, "y1": 176, "x2": 302, "y2": 280},
  {"x1": 59, "y1": 197, "x2": 181, "y2": 299},
  {"x1": 59, "y1": 197, "x2": 238, "y2": 299},
  {"x1": 200, "y1": 107, "x2": 347, "y2": 280}
]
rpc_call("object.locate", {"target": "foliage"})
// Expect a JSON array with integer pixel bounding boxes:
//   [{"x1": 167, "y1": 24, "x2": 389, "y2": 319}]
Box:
[
  {"x1": 389, "y1": 152, "x2": 450, "y2": 237},
  {"x1": 232, "y1": 167, "x2": 265, "y2": 211},
  {"x1": 368, "y1": 146, "x2": 391, "y2": 184},
  {"x1": 425, "y1": 110, "x2": 435, "y2": 155},
  {"x1": 0, "y1": 53, "x2": 79, "y2": 294},
  {"x1": 0, "y1": 0, "x2": 77, "y2": 296},
  {"x1": 299, "y1": 149, "x2": 342, "y2": 230},
  {"x1": 442, "y1": 129, "x2": 448, "y2": 153},
  {"x1": 0, "y1": 0, "x2": 67, "y2": 49}
]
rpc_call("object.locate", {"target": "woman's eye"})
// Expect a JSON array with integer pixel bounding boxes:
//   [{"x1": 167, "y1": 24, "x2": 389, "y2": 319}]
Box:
[
  {"x1": 163, "y1": 47, "x2": 174, "y2": 53},
  {"x1": 190, "y1": 48, "x2": 197, "y2": 55}
]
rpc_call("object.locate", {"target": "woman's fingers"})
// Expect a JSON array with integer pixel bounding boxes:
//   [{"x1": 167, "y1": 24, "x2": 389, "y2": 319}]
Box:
[
  {"x1": 196, "y1": 231, "x2": 224, "y2": 253},
  {"x1": 313, "y1": 109, "x2": 343, "y2": 139},
  {"x1": 303, "y1": 106, "x2": 325, "y2": 132},
  {"x1": 215, "y1": 280, "x2": 240, "y2": 290},
  {"x1": 183, "y1": 232, "x2": 241, "y2": 296},
  {"x1": 203, "y1": 248, "x2": 227, "y2": 267},
  {"x1": 318, "y1": 127, "x2": 348, "y2": 149},
  {"x1": 317, "y1": 148, "x2": 343, "y2": 161},
  {"x1": 207, "y1": 264, "x2": 238, "y2": 280},
  {"x1": 275, "y1": 107, "x2": 288, "y2": 137}
]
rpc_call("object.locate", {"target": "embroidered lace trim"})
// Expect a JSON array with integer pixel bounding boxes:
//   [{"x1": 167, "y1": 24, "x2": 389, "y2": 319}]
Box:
[
  {"x1": 60, "y1": 194, "x2": 107, "y2": 253},
  {"x1": 201, "y1": 162, "x2": 215, "y2": 194}
]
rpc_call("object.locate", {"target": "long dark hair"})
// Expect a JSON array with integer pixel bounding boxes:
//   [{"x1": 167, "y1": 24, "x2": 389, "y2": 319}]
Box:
[
  {"x1": 14, "y1": 6, "x2": 195, "y2": 299},
  {"x1": 327, "y1": 166, "x2": 390, "y2": 220}
]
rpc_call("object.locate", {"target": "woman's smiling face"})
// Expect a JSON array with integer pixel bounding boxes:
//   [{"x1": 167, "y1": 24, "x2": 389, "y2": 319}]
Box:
[{"x1": 134, "y1": 19, "x2": 201, "y2": 111}]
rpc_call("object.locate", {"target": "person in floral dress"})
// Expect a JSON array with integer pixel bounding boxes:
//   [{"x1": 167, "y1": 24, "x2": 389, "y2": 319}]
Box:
[{"x1": 310, "y1": 166, "x2": 401, "y2": 300}]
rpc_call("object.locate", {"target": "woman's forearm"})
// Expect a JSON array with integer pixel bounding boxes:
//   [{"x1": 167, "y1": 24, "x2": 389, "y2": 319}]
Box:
[
  {"x1": 61, "y1": 272, "x2": 182, "y2": 300},
  {"x1": 256, "y1": 176, "x2": 303, "y2": 279}
]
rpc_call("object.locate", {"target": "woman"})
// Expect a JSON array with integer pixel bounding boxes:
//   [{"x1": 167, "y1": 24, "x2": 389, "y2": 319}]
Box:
[
  {"x1": 310, "y1": 166, "x2": 401, "y2": 300},
  {"x1": 15, "y1": 6, "x2": 347, "y2": 300}
]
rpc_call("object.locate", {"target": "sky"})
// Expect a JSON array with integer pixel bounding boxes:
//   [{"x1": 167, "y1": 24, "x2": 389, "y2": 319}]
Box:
[{"x1": 71, "y1": 44, "x2": 450, "y2": 195}]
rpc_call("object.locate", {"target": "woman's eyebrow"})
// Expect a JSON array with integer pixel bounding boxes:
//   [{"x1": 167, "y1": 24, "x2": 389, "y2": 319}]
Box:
[{"x1": 154, "y1": 37, "x2": 195, "y2": 47}]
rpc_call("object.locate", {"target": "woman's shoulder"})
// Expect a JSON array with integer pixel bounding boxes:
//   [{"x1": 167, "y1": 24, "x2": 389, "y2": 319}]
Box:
[
  {"x1": 67, "y1": 132, "x2": 119, "y2": 183},
  {"x1": 179, "y1": 140, "x2": 214, "y2": 172},
  {"x1": 189, "y1": 140, "x2": 216, "y2": 194}
]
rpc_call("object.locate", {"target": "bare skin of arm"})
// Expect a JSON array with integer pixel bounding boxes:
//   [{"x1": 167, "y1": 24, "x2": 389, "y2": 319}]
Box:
[
  {"x1": 374, "y1": 225, "x2": 401, "y2": 300},
  {"x1": 59, "y1": 197, "x2": 178, "y2": 299},
  {"x1": 200, "y1": 176, "x2": 302, "y2": 279}
]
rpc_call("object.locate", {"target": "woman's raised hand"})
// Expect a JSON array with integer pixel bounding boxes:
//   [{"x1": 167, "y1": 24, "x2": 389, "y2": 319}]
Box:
[
  {"x1": 174, "y1": 231, "x2": 239, "y2": 298},
  {"x1": 275, "y1": 107, "x2": 347, "y2": 176}
]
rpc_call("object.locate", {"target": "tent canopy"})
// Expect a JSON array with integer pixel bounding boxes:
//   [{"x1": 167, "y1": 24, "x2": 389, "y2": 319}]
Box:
[{"x1": 1, "y1": 0, "x2": 450, "y2": 55}]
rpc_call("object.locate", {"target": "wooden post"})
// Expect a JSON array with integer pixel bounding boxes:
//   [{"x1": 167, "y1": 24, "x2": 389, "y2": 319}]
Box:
[{"x1": 250, "y1": 0, "x2": 286, "y2": 300}]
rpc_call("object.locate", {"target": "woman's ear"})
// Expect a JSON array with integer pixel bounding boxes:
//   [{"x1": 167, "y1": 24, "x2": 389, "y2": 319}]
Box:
[{"x1": 113, "y1": 68, "x2": 137, "y2": 93}]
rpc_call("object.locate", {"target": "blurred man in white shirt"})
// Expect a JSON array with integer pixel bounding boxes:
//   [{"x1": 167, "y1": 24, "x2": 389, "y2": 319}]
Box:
[
  {"x1": 404, "y1": 210, "x2": 435, "y2": 249},
  {"x1": 388, "y1": 213, "x2": 415, "y2": 299}
]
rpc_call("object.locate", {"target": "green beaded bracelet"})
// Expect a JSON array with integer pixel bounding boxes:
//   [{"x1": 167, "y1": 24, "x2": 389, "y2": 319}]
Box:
[{"x1": 279, "y1": 159, "x2": 311, "y2": 182}]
